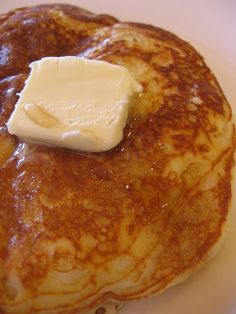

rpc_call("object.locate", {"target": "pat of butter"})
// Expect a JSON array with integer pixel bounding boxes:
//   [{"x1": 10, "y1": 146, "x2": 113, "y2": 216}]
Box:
[{"x1": 7, "y1": 56, "x2": 142, "y2": 152}]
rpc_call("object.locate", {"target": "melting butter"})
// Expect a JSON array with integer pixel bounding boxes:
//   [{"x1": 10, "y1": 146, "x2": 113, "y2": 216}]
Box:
[{"x1": 7, "y1": 56, "x2": 142, "y2": 152}]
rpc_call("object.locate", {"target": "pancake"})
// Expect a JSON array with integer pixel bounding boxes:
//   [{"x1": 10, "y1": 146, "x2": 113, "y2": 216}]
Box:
[{"x1": 0, "y1": 4, "x2": 235, "y2": 314}]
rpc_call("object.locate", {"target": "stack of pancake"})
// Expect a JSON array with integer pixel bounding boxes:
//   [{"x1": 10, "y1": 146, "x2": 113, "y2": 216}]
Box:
[{"x1": 0, "y1": 4, "x2": 235, "y2": 314}]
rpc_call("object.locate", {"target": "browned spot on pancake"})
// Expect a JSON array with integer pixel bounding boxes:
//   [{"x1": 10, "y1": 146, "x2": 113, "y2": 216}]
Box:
[{"x1": 95, "y1": 307, "x2": 106, "y2": 314}]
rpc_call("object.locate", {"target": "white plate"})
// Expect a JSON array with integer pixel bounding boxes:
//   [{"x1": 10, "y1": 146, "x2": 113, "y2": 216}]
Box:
[{"x1": 1, "y1": 1, "x2": 236, "y2": 314}]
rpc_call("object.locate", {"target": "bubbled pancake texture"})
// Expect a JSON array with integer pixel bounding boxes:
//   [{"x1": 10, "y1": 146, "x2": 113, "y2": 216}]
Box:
[{"x1": 0, "y1": 4, "x2": 235, "y2": 314}]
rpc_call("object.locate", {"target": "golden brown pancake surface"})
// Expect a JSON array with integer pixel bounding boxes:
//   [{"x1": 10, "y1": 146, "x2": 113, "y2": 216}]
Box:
[{"x1": 0, "y1": 4, "x2": 235, "y2": 314}]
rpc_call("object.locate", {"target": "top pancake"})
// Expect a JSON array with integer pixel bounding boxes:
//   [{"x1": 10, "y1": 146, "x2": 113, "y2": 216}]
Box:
[{"x1": 0, "y1": 4, "x2": 235, "y2": 314}]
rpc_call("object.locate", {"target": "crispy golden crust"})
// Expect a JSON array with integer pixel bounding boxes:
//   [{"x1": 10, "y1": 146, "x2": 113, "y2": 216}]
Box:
[{"x1": 0, "y1": 4, "x2": 235, "y2": 314}]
